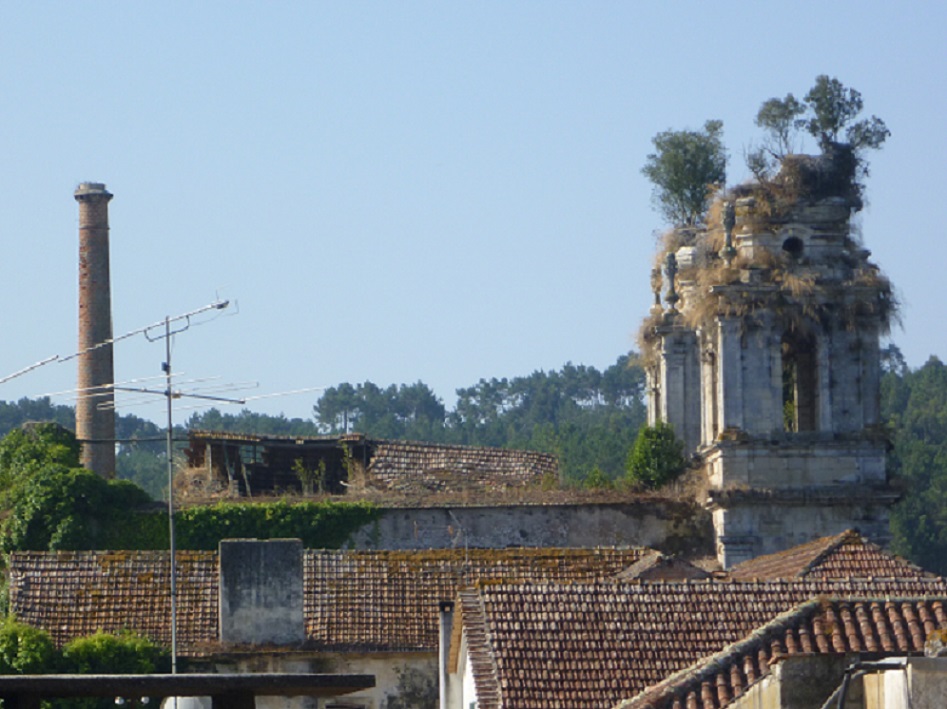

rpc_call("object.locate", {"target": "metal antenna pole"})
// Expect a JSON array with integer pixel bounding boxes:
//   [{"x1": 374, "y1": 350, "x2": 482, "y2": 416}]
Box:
[{"x1": 164, "y1": 316, "x2": 178, "y2": 677}]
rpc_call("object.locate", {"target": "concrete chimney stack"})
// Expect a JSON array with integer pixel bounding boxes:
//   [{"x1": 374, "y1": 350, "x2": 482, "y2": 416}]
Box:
[{"x1": 75, "y1": 182, "x2": 115, "y2": 478}]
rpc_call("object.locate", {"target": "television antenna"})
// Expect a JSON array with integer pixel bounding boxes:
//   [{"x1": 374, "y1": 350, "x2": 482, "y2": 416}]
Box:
[{"x1": 3, "y1": 298, "x2": 324, "y2": 678}]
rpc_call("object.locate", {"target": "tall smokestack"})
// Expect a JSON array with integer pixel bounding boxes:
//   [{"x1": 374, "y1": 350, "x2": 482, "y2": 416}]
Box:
[{"x1": 75, "y1": 182, "x2": 115, "y2": 478}]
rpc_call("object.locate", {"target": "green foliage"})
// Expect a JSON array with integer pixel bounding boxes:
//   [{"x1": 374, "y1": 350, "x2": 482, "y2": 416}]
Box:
[
  {"x1": 0, "y1": 426, "x2": 381, "y2": 552},
  {"x1": 41, "y1": 631, "x2": 169, "y2": 709},
  {"x1": 747, "y1": 76, "x2": 889, "y2": 186},
  {"x1": 186, "y1": 408, "x2": 319, "y2": 437},
  {"x1": 802, "y1": 75, "x2": 889, "y2": 150},
  {"x1": 0, "y1": 623, "x2": 167, "y2": 708},
  {"x1": 0, "y1": 423, "x2": 80, "y2": 494},
  {"x1": 293, "y1": 457, "x2": 327, "y2": 495},
  {"x1": 0, "y1": 398, "x2": 74, "y2": 440},
  {"x1": 641, "y1": 120, "x2": 727, "y2": 226},
  {"x1": 755, "y1": 93, "x2": 806, "y2": 158},
  {"x1": 60, "y1": 631, "x2": 169, "y2": 675},
  {"x1": 748, "y1": 93, "x2": 806, "y2": 180},
  {"x1": 625, "y1": 422, "x2": 685, "y2": 489},
  {"x1": 0, "y1": 426, "x2": 153, "y2": 554},
  {"x1": 315, "y1": 381, "x2": 446, "y2": 439},
  {"x1": 1, "y1": 464, "x2": 151, "y2": 553},
  {"x1": 0, "y1": 618, "x2": 57, "y2": 674},
  {"x1": 883, "y1": 354, "x2": 947, "y2": 575},
  {"x1": 175, "y1": 500, "x2": 381, "y2": 550},
  {"x1": 581, "y1": 466, "x2": 612, "y2": 490}
]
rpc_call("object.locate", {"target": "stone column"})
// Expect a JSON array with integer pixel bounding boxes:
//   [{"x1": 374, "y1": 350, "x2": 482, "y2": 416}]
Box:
[{"x1": 716, "y1": 318, "x2": 744, "y2": 432}]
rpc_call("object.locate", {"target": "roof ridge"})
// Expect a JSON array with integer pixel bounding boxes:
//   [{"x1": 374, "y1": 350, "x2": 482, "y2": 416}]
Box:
[{"x1": 798, "y1": 529, "x2": 863, "y2": 577}]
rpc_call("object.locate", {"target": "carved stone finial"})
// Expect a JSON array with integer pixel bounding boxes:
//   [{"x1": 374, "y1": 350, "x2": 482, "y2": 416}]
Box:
[
  {"x1": 721, "y1": 201, "x2": 736, "y2": 265},
  {"x1": 665, "y1": 252, "x2": 679, "y2": 311}
]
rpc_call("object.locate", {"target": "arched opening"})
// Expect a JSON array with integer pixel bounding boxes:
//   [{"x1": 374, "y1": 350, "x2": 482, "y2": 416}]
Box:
[
  {"x1": 782, "y1": 332, "x2": 818, "y2": 432},
  {"x1": 782, "y1": 236, "x2": 804, "y2": 259}
]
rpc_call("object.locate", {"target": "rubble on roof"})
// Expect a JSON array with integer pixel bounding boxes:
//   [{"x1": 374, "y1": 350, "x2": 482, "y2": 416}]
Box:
[{"x1": 182, "y1": 430, "x2": 557, "y2": 499}]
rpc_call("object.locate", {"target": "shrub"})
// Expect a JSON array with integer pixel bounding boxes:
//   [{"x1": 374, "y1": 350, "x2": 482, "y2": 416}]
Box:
[
  {"x1": 625, "y1": 422, "x2": 685, "y2": 489},
  {"x1": 60, "y1": 631, "x2": 169, "y2": 675},
  {"x1": 582, "y1": 466, "x2": 613, "y2": 490},
  {"x1": 0, "y1": 618, "x2": 56, "y2": 674}
]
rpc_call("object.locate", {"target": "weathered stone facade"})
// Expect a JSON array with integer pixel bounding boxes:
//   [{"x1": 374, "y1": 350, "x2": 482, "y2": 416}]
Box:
[{"x1": 642, "y1": 153, "x2": 898, "y2": 567}]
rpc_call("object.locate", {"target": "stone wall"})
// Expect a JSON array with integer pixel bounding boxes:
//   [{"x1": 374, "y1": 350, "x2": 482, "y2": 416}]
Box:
[
  {"x1": 344, "y1": 501, "x2": 712, "y2": 556},
  {"x1": 711, "y1": 493, "x2": 893, "y2": 568}
]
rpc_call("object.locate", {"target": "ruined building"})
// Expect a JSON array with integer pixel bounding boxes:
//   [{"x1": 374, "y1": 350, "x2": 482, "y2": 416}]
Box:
[
  {"x1": 642, "y1": 149, "x2": 899, "y2": 567},
  {"x1": 75, "y1": 182, "x2": 116, "y2": 478}
]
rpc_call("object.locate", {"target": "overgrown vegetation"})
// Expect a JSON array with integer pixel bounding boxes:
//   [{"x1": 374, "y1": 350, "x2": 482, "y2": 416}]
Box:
[
  {"x1": 0, "y1": 424, "x2": 152, "y2": 553},
  {"x1": 641, "y1": 119, "x2": 727, "y2": 227},
  {"x1": 0, "y1": 425, "x2": 380, "y2": 552},
  {"x1": 174, "y1": 499, "x2": 381, "y2": 550},
  {"x1": 747, "y1": 75, "x2": 889, "y2": 202},
  {"x1": 638, "y1": 76, "x2": 896, "y2": 370}
]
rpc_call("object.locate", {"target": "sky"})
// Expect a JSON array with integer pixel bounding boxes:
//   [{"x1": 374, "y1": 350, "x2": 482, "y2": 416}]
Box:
[{"x1": 1, "y1": 2, "x2": 945, "y2": 424}]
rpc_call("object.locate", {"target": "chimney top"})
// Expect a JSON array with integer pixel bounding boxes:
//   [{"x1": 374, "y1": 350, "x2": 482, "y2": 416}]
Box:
[{"x1": 74, "y1": 182, "x2": 111, "y2": 199}]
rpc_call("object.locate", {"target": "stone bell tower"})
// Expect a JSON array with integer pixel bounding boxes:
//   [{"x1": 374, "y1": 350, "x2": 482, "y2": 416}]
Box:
[{"x1": 642, "y1": 149, "x2": 898, "y2": 568}]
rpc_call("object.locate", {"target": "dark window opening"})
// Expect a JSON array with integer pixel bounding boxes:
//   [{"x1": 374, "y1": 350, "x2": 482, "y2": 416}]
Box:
[
  {"x1": 782, "y1": 333, "x2": 818, "y2": 432},
  {"x1": 782, "y1": 236, "x2": 804, "y2": 258}
]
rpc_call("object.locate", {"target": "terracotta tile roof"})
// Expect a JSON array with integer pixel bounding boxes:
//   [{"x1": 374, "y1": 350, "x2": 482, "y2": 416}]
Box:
[
  {"x1": 8, "y1": 547, "x2": 645, "y2": 655},
  {"x1": 367, "y1": 440, "x2": 557, "y2": 494},
  {"x1": 728, "y1": 529, "x2": 932, "y2": 581},
  {"x1": 619, "y1": 596, "x2": 947, "y2": 709},
  {"x1": 615, "y1": 552, "x2": 711, "y2": 581},
  {"x1": 455, "y1": 577, "x2": 947, "y2": 709},
  {"x1": 304, "y1": 548, "x2": 646, "y2": 650},
  {"x1": 8, "y1": 550, "x2": 218, "y2": 655}
]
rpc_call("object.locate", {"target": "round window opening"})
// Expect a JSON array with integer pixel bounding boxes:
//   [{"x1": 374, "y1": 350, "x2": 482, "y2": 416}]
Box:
[{"x1": 782, "y1": 236, "x2": 804, "y2": 258}]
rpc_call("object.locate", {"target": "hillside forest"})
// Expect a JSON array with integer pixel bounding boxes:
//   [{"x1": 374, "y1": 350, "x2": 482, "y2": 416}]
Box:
[{"x1": 1, "y1": 348, "x2": 946, "y2": 573}]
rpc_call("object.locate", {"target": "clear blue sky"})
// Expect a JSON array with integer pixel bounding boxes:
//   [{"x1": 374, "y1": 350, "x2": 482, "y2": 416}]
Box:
[{"x1": 1, "y1": 2, "x2": 944, "y2": 423}]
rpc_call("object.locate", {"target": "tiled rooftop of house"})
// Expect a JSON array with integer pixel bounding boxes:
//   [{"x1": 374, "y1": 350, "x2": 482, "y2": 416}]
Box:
[
  {"x1": 7, "y1": 547, "x2": 645, "y2": 655},
  {"x1": 305, "y1": 547, "x2": 646, "y2": 650},
  {"x1": 8, "y1": 550, "x2": 218, "y2": 654},
  {"x1": 453, "y1": 577, "x2": 947, "y2": 709},
  {"x1": 617, "y1": 596, "x2": 947, "y2": 709},
  {"x1": 727, "y1": 529, "x2": 932, "y2": 581}
]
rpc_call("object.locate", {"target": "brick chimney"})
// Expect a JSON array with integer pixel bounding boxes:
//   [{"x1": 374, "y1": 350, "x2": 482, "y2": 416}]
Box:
[{"x1": 75, "y1": 182, "x2": 115, "y2": 478}]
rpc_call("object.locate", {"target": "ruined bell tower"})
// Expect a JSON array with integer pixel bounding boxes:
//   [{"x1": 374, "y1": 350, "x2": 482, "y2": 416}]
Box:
[
  {"x1": 75, "y1": 182, "x2": 116, "y2": 478},
  {"x1": 642, "y1": 148, "x2": 898, "y2": 568}
]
